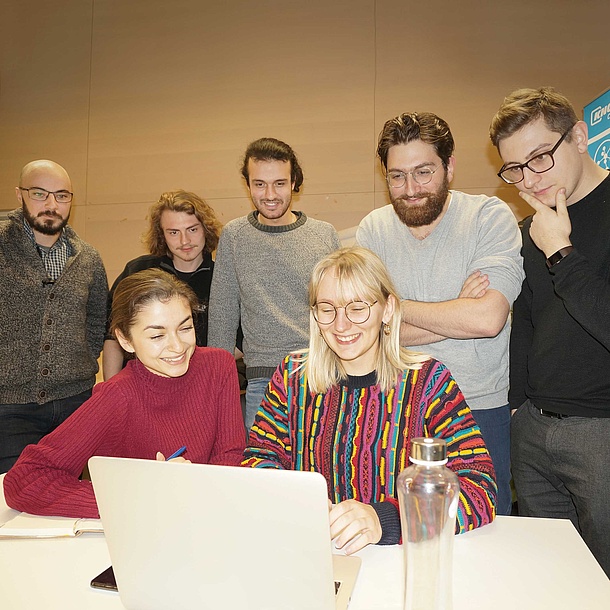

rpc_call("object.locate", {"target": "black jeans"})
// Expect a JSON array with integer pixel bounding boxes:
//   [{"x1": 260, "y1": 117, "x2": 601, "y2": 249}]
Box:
[{"x1": 0, "y1": 389, "x2": 92, "y2": 473}]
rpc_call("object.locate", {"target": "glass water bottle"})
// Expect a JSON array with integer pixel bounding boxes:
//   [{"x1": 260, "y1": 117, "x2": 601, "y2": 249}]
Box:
[{"x1": 396, "y1": 437, "x2": 460, "y2": 610}]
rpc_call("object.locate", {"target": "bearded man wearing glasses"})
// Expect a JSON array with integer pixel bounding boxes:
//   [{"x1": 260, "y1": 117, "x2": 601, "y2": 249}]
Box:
[
  {"x1": 490, "y1": 87, "x2": 610, "y2": 577},
  {"x1": 0, "y1": 160, "x2": 108, "y2": 472},
  {"x1": 356, "y1": 112, "x2": 524, "y2": 517}
]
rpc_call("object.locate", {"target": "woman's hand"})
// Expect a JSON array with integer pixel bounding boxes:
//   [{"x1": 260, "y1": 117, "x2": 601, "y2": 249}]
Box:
[
  {"x1": 155, "y1": 451, "x2": 191, "y2": 464},
  {"x1": 329, "y1": 499, "x2": 382, "y2": 555}
]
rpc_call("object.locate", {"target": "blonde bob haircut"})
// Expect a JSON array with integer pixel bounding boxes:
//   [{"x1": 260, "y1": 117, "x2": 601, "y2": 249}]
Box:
[{"x1": 303, "y1": 246, "x2": 429, "y2": 394}]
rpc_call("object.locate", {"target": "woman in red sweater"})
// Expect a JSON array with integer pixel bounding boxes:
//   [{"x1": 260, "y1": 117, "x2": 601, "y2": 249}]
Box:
[{"x1": 4, "y1": 269, "x2": 245, "y2": 518}]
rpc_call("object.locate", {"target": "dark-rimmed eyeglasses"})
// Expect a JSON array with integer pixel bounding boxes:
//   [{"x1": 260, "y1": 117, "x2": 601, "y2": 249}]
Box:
[
  {"x1": 19, "y1": 187, "x2": 73, "y2": 203},
  {"x1": 386, "y1": 166, "x2": 440, "y2": 188},
  {"x1": 497, "y1": 127, "x2": 574, "y2": 185},
  {"x1": 312, "y1": 301, "x2": 378, "y2": 325}
]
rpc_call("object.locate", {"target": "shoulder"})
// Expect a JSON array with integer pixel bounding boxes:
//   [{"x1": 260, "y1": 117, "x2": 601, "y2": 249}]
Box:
[
  {"x1": 301, "y1": 216, "x2": 335, "y2": 232},
  {"x1": 359, "y1": 205, "x2": 395, "y2": 225},
  {"x1": 357, "y1": 205, "x2": 402, "y2": 235},
  {"x1": 190, "y1": 346, "x2": 235, "y2": 369},
  {"x1": 121, "y1": 255, "x2": 165, "y2": 274},
  {"x1": 452, "y1": 191, "x2": 516, "y2": 222},
  {"x1": 406, "y1": 357, "x2": 452, "y2": 386},
  {"x1": 66, "y1": 230, "x2": 104, "y2": 260},
  {"x1": 221, "y1": 215, "x2": 250, "y2": 234}
]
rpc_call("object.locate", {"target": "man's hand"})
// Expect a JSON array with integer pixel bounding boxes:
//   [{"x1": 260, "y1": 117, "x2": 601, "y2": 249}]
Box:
[
  {"x1": 520, "y1": 188, "x2": 572, "y2": 257},
  {"x1": 329, "y1": 499, "x2": 382, "y2": 555},
  {"x1": 458, "y1": 270, "x2": 489, "y2": 299}
]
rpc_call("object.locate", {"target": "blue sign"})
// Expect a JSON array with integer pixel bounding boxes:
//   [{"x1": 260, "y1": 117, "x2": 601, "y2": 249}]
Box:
[{"x1": 584, "y1": 87, "x2": 610, "y2": 170}]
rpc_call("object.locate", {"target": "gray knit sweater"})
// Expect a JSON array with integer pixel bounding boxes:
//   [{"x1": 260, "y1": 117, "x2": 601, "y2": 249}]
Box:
[
  {"x1": 0, "y1": 209, "x2": 108, "y2": 404},
  {"x1": 208, "y1": 211, "x2": 340, "y2": 379}
]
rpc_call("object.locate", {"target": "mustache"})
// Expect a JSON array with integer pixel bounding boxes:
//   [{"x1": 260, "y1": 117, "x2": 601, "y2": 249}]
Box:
[
  {"x1": 395, "y1": 193, "x2": 429, "y2": 202},
  {"x1": 37, "y1": 211, "x2": 62, "y2": 219}
]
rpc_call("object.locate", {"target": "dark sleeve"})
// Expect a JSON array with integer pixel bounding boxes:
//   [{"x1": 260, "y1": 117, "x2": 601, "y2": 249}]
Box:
[
  {"x1": 550, "y1": 250, "x2": 610, "y2": 351},
  {"x1": 105, "y1": 265, "x2": 130, "y2": 341},
  {"x1": 371, "y1": 498, "x2": 401, "y2": 545},
  {"x1": 508, "y1": 275, "x2": 532, "y2": 410}
]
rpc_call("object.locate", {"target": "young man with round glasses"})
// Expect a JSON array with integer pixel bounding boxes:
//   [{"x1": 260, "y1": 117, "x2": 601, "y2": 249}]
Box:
[
  {"x1": 0, "y1": 160, "x2": 108, "y2": 472},
  {"x1": 356, "y1": 112, "x2": 524, "y2": 516},
  {"x1": 490, "y1": 87, "x2": 610, "y2": 576}
]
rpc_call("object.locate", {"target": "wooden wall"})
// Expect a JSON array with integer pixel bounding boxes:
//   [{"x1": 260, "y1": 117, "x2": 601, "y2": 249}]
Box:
[{"x1": 1, "y1": 0, "x2": 608, "y2": 282}]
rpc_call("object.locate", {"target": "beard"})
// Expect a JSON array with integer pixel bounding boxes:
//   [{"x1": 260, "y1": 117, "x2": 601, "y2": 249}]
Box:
[
  {"x1": 389, "y1": 172, "x2": 450, "y2": 228},
  {"x1": 22, "y1": 204, "x2": 69, "y2": 236}
]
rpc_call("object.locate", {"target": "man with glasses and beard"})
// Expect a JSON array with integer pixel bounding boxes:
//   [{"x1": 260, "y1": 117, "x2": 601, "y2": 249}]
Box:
[
  {"x1": 0, "y1": 160, "x2": 108, "y2": 472},
  {"x1": 357, "y1": 113, "x2": 523, "y2": 516},
  {"x1": 490, "y1": 87, "x2": 610, "y2": 576}
]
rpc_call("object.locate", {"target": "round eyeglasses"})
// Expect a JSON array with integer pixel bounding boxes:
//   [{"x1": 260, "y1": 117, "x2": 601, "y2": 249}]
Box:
[
  {"x1": 386, "y1": 166, "x2": 440, "y2": 188},
  {"x1": 497, "y1": 127, "x2": 574, "y2": 185},
  {"x1": 19, "y1": 187, "x2": 73, "y2": 204},
  {"x1": 312, "y1": 301, "x2": 378, "y2": 325}
]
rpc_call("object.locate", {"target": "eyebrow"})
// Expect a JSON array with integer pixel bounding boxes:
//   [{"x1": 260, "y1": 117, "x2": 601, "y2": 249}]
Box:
[
  {"x1": 26, "y1": 186, "x2": 71, "y2": 192},
  {"x1": 505, "y1": 141, "x2": 556, "y2": 166},
  {"x1": 142, "y1": 315, "x2": 192, "y2": 331},
  {"x1": 387, "y1": 161, "x2": 436, "y2": 172},
  {"x1": 164, "y1": 223, "x2": 201, "y2": 232}
]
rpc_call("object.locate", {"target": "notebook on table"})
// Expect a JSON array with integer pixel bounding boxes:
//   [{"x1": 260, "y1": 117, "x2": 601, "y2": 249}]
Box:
[{"x1": 88, "y1": 456, "x2": 361, "y2": 610}]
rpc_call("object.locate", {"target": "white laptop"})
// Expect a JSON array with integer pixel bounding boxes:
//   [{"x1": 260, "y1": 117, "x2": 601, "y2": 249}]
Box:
[{"x1": 88, "y1": 456, "x2": 361, "y2": 610}]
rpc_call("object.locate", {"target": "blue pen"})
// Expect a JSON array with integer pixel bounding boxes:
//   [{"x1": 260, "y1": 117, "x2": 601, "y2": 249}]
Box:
[{"x1": 166, "y1": 445, "x2": 187, "y2": 461}]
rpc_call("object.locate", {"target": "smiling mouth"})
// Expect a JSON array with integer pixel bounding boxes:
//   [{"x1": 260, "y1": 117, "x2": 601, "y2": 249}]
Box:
[
  {"x1": 161, "y1": 354, "x2": 187, "y2": 364},
  {"x1": 335, "y1": 333, "x2": 360, "y2": 344}
]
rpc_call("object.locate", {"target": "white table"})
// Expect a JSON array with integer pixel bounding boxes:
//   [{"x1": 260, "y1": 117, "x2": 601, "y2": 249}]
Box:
[{"x1": 1, "y1": 474, "x2": 608, "y2": 609}]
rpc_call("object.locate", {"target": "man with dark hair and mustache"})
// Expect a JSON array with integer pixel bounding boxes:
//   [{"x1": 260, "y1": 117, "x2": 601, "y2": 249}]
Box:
[
  {"x1": 357, "y1": 113, "x2": 523, "y2": 516},
  {"x1": 0, "y1": 160, "x2": 108, "y2": 472}
]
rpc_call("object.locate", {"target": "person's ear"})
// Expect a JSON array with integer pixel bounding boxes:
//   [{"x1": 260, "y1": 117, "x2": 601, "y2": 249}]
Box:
[
  {"x1": 115, "y1": 329, "x2": 135, "y2": 354},
  {"x1": 571, "y1": 121, "x2": 589, "y2": 154},
  {"x1": 445, "y1": 156, "x2": 456, "y2": 183},
  {"x1": 382, "y1": 294, "x2": 396, "y2": 324}
]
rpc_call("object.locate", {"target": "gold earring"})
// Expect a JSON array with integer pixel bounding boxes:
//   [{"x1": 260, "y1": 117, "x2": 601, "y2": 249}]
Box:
[{"x1": 383, "y1": 323, "x2": 391, "y2": 336}]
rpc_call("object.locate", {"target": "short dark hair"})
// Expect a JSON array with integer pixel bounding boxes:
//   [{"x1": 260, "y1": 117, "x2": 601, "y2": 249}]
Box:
[
  {"x1": 377, "y1": 112, "x2": 455, "y2": 169},
  {"x1": 240, "y1": 137, "x2": 304, "y2": 193},
  {"x1": 143, "y1": 190, "x2": 222, "y2": 257},
  {"x1": 490, "y1": 87, "x2": 579, "y2": 148},
  {"x1": 110, "y1": 269, "x2": 199, "y2": 341}
]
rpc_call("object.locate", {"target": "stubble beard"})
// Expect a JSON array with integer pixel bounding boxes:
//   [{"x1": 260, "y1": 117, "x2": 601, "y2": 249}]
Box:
[{"x1": 389, "y1": 173, "x2": 450, "y2": 228}]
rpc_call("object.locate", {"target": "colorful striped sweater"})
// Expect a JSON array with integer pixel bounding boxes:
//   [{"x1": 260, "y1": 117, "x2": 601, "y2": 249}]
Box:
[{"x1": 243, "y1": 353, "x2": 497, "y2": 544}]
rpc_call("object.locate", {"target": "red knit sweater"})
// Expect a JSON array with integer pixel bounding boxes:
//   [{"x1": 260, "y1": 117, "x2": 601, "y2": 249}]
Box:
[{"x1": 3, "y1": 347, "x2": 245, "y2": 518}]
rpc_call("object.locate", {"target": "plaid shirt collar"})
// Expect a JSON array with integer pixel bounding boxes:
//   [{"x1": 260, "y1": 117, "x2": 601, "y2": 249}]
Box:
[{"x1": 23, "y1": 218, "x2": 72, "y2": 281}]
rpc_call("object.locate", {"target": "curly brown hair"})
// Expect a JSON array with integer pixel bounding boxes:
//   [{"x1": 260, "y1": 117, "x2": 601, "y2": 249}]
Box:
[
  {"x1": 377, "y1": 112, "x2": 455, "y2": 170},
  {"x1": 143, "y1": 190, "x2": 222, "y2": 256}
]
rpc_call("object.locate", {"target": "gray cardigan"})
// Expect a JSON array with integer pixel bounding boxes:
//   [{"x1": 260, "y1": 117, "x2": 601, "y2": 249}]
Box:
[{"x1": 0, "y1": 209, "x2": 108, "y2": 404}]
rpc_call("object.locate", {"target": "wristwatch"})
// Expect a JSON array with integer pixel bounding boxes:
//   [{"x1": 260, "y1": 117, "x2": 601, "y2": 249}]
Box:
[{"x1": 546, "y1": 246, "x2": 574, "y2": 269}]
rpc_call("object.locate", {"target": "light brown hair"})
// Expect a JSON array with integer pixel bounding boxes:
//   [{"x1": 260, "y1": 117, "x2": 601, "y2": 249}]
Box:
[{"x1": 143, "y1": 190, "x2": 222, "y2": 256}]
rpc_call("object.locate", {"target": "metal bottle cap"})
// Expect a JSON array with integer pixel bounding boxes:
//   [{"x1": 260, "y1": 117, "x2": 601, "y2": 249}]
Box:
[{"x1": 410, "y1": 437, "x2": 447, "y2": 462}]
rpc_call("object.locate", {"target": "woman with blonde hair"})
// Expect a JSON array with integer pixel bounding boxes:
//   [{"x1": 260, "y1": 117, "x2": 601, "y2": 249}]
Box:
[{"x1": 244, "y1": 247, "x2": 496, "y2": 554}]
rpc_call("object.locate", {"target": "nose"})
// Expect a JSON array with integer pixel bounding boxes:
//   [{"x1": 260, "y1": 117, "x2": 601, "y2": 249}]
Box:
[
  {"x1": 333, "y1": 307, "x2": 351, "y2": 332},
  {"x1": 264, "y1": 184, "x2": 277, "y2": 199},
  {"x1": 166, "y1": 332, "x2": 184, "y2": 353},
  {"x1": 44, "y1": 196, "x2": 59, "y2": 211},
  {"x1": 403, "y1": 173, "x2": 421, "y2": 196},
  {"x1": 179, "y1": 231, "x2": 189, "y2": 245},
  {"x1": 522, "y1": 166, "x2": 540, "y2": 190}
]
